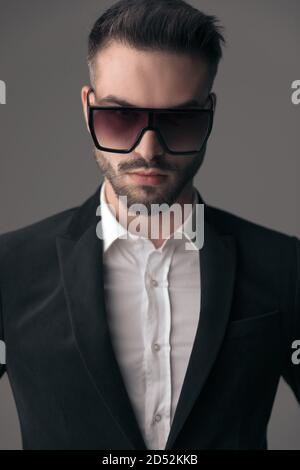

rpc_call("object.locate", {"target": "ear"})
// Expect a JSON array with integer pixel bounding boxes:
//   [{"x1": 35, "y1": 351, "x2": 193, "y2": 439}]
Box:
[{"x1": 81, "y1": 86, "x2": 91, "y2": 133}]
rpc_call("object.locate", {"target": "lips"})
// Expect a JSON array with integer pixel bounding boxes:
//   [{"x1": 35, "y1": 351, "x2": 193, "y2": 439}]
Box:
[
  {"x1": 127, "y1": 171, "x2": 168, "y2": 185},
  {"x1": 129, "y1": 171, "x2": 166, "y2": 176}
]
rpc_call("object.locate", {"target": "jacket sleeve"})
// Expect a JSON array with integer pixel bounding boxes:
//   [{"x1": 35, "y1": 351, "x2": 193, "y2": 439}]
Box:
[
  {"x1": 0, "y1": 285, "x2": 6, "y2": 379},
  {"x1": 281, "y1": 237, "x2": 300, "y2": 403}
]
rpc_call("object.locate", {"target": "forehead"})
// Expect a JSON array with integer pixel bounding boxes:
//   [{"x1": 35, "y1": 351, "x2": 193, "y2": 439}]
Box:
[{"x1": 92, "y1": 40, "x2": 209, "y2": 107}]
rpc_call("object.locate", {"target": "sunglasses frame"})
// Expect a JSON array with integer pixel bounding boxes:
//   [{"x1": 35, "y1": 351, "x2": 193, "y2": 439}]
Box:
[{"x1": 87, "y1": 87, "x2": 215, "y2": 155}]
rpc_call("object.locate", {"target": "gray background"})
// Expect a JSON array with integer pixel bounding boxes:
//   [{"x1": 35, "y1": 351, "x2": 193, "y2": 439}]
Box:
[{"x1": 0, "y1": 0, "x2": 299, "y2": 449}]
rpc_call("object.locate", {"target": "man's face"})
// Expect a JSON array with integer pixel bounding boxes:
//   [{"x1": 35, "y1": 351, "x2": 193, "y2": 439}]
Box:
[{"x1": 82, "y1": 41, "x2": 212, "y2": 210}]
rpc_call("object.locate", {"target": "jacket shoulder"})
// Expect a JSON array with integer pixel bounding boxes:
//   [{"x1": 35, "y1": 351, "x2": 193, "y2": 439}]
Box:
[
  {"x1": 206, "y1": 204, "x2": 299, "y2": 312},
  {"x1": 0, "y1": 206, "x2": 78, "y2": 275},
  {"x1": 205, "y1": 203, "x2": 298, "y2": 247}
]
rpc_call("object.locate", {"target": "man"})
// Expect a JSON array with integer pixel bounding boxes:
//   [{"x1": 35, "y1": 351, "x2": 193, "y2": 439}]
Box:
[{"x1": 0, "y1": 0, "x2": 299, "y2": 450}]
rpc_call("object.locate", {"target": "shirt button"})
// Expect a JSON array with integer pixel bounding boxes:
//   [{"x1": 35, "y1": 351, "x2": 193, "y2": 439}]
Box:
[
  {"x1": 150, "y1": 278, "x2": 158, "y2": 287},
  {"x1": 154, "y1": 414, "x2": 161, "y2": 423},
  {"x1": 152, "y1": 343, "x2": 160, "y2": 352}
]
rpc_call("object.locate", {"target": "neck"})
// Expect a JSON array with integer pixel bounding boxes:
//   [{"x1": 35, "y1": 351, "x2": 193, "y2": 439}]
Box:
[{"x1": 104, "y1": 178, "x2": 195, "y2": 249}]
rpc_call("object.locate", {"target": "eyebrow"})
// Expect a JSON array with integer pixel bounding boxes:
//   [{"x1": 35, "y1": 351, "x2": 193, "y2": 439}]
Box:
[{"x1": 97, "y1": 94, "x2": 202, "y2": 108}]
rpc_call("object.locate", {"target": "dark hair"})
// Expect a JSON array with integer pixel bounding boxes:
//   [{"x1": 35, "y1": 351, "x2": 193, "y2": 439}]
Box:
[{"x1": 87, "y1": 0, "x2": 225, "y2": 90}]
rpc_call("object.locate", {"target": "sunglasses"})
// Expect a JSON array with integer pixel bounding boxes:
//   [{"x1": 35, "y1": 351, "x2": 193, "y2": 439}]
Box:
[{"x1": 87, "y1": 87, "x2": 215, "y2": 155}]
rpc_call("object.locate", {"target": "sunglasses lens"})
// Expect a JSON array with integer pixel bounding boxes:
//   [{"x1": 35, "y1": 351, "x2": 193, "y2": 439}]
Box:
[
  {"x1": 91, "y1": 109, "x2": 211, "y2": 152},
  {"x1": 156, "y1": 111, "x2": 211, "y2": 152},
  {"x1": 92, "y1": 109, "x2": 148, "y2": 150}
]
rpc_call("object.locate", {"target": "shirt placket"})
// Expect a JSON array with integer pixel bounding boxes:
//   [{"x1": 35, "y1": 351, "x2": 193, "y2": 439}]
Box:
[{"x1": 142, "y1": 240, "x2": 175, "y2": 450}]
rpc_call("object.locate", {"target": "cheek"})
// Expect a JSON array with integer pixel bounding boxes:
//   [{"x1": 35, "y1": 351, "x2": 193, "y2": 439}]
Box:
[
  {"x1": 94, "y1": 150, "x2": 111, "y2": 171},
  {"x1": 170, "y1": 154, "x2": 200, "y2": 170},
  {"x1": 174, "y1": 153, "x2": 205, "y2": 178},
  {"x1": 101, "y1": 153, "x2": 129, "y2": 176}
]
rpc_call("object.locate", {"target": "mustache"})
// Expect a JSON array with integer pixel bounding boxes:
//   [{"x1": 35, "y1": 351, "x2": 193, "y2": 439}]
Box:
[
  {"x1": 119, "y1": 159, "x2": 178, "y2": 174},
  {"x1": 94, "y1": 150, "x2": 179, "y2": 184}
]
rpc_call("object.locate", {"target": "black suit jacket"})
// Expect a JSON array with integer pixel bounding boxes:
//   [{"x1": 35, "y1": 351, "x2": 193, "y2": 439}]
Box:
[{"x1": 0, "y1": 183, "x2": 299, "y2": 450}]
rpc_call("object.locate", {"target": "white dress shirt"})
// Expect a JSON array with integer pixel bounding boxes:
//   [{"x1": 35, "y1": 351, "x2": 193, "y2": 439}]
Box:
[{"x1": 99, "y1": 180, "x2": 201, "y2": 450}]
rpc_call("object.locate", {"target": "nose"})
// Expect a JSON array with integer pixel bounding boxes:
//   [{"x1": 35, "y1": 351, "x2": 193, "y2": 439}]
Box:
[{"x1": 134, "y1": 129, "x2": 165, "y2": 159}]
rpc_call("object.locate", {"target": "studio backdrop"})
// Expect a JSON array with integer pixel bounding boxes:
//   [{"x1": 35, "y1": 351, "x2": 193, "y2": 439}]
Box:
[{"x1": 0, "y1": 0, "x2": 299, "y2": 450}]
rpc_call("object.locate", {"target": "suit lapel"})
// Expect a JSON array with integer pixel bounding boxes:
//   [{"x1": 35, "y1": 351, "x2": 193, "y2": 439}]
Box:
[
  {"x1": 56, "y1": 184, "x2": 148, "y2": 450},
  {"x1": 56, "y1": 184, "x2": 236, "y2": 451},
  {"x1": 165, "y1": 207, "x2": 236, "y2": 449}
]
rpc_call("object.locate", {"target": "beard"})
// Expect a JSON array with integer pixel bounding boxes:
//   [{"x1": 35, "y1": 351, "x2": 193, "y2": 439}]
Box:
[{"x1": 93, "y1": 146, "x2": 206, "y2": 213}]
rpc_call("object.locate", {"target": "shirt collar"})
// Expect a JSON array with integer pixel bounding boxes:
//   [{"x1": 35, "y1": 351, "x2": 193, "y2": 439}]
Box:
[
  {"x1": 172, "y1": 189, "x2": 201, "y2": 251},
  {"x1": 100, "y1": 181, "x2": 128, "y2": 253},
  {"x1": 100, "y1": 180, "x2": 201, "y2": 253}
]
